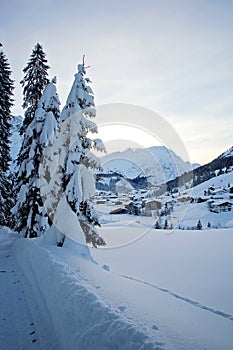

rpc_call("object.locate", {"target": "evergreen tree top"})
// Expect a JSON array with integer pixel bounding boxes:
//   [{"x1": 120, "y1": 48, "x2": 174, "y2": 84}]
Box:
[
  {"x1": 61, "y1": 56, "x2": 95, "y2": 122},
  {"x1": 20, "y1": 43, "x2": 50, "y2": 134},
  {"x1": 22, "y1": 43, "x2": 50, "y2": 73},
  {"x1": 21, "y1": 43, "x2": 50, "y2": 110},
  {"x1": 0, "y1": 48, "x2": 14, "y2": 114}
]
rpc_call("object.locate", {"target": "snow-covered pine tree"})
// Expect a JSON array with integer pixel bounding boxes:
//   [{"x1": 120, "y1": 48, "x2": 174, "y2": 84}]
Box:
[
  {"x1": 60, "y1": 56, "x2": 106, "y2": 247},
  {"x1": 0, "y1": 45, "x2": 14, "y2": 226},
  {"x1": 20, "y1": 43, "x2": 50, "y2": 135},
  {"x1": 13, "y1": 79, "x2": 60, "y2": 237}
]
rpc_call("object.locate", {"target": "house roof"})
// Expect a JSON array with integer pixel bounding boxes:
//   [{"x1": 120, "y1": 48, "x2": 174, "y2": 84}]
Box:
[
  {"x1": 211, "y1": 200, "x2": 233, "y2": 207},
  {"x1": 145, "y1": 199, "x2": 161, "y2": 204},
  {"x1": 217, "y1": 201, "x2": 233, "y2": 207}
]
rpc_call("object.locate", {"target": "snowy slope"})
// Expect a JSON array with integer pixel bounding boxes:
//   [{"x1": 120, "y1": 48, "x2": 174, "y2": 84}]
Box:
[
  {"x1": 190, "y1": 171, "x2": 233, "y2": 197},
  {"x1": 101, "y1": 146, "x2": 194, "y2": 185},
  {"x1": 176, "y1": 171, "x2": 233, "y2": 229}
]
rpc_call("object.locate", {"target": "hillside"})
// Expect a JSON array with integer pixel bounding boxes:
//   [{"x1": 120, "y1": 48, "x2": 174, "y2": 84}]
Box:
[{"x1": 160, "y1": 146, "x2": 233, "y2": 195}]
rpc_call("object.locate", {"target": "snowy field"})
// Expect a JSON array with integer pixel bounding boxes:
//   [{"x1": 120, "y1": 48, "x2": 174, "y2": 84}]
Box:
[
  {"x1": 93, "y1": 225, "x2": 233, "y2": 350},
  {"x1": 1, "y1": 225, "x2": 233, "y2": 350}
]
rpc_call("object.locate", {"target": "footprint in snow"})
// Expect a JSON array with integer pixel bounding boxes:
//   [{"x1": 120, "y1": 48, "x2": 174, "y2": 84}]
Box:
[
  {"x1": 152, "y1": 324, "x2": 159, "y2": 330},
  {"x1": 102, "y1": 264, "x2": 110, "y2": 272},
  {"x1": 118, "y1": 306, "x2": 127, "y2": 312}
]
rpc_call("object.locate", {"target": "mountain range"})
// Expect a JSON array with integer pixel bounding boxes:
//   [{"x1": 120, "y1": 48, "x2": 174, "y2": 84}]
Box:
[
  {"x1": 97, "y1": 146, "x2": 199, "y2": 191},
  {"x1": 10, "y1": 116, "x2": 233, "y2": 193}
]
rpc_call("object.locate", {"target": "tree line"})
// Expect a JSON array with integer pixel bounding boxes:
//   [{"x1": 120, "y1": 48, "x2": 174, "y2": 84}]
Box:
[{"x1": 0, "y1": 43, "x2": 105, "y2": 247}]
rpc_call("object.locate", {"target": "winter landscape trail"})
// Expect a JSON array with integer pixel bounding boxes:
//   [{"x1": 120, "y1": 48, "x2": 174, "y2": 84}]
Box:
[
  {"x1": 119, "y1": 273, "x2": 233, "y2": 322},
  {"x1": 0, "y1": 235, "x2": 59, "y2": 350}
]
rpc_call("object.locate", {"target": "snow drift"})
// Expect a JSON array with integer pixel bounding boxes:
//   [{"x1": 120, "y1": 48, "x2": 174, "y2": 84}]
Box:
[{"x1": 13, "y1": 237, "x2": 156, "y2": 350}]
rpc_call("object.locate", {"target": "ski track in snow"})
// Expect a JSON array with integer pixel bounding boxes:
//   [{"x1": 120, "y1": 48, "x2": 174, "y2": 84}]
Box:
[
  {"x1": 119, "y1": 274, "x2": 233, "y2": 323},
  {"x1": 0, "y1": 239, "x2": 59, "y2": 350}
]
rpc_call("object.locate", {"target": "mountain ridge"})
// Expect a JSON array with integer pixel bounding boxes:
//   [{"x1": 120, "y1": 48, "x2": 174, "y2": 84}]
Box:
[{"x1": 100, "y1": 146, "x2": 196, "y2": 187}]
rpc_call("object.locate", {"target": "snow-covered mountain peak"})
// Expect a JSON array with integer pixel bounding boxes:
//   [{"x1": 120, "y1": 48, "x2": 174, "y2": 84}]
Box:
[{"x1": 101, "y1": 146, "x2": 193, "y2": 186}]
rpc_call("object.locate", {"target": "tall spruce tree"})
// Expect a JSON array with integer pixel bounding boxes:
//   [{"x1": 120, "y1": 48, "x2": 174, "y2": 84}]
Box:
[
  {"x1": 13, "y1": 79, "x2": 60, "y2": 237},
  {"x1": 20, "y1": 43, "x2": 50, "y2": 135},
  {"x1": 60, "y1": 57, "x2": 106, "y2": 247},
  {"x1": 0, "y1": 45, "x2": 14, "y2": 226}
]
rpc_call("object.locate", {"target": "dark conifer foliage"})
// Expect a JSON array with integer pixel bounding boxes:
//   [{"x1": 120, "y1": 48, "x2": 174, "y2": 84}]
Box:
[
  {"x1": 20, "y1": 43, "x2": 50, "y2": 134},
  {"x1": 0, "y1": 47, "x2": 14, "y2": 226}
]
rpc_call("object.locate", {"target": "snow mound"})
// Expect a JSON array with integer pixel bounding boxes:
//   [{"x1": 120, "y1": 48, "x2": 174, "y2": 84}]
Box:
[
  {"x1": 0, "y1": 227, "x2": 17, "y2": 243},
  {"x1": 13, "y1": 238, "x2": 157, "y2": 350}
]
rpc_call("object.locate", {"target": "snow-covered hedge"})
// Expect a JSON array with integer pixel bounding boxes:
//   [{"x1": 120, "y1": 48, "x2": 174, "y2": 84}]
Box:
[{"x1": 13, "y1": 238, "x2": 155, "y2": 350}]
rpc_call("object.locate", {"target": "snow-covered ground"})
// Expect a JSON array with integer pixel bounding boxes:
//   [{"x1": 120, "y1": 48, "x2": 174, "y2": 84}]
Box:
[
  {"x1": 1, "y1": 169, "x2": 233, "y2": 350},
  {"x1": 93, "y1": 227, "x2": 233, "y2": 350},
  {"x1": 0, "y1": 229, "x2": 60, "y2": 350},
  {"x1": 1, "y1": 225, "x2": 233, "y2": 350}
]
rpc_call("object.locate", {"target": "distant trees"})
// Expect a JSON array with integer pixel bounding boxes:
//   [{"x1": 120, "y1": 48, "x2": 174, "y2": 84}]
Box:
[
  {"x1": 155, "y1": 149, "x2": 233, "y2": 197},
  {"x1": 154, "y1": 220, "x2": 161, "y2": 229},
  {"x1": 127, "y1": 202, "x2": 141, "y2": 216},
  {"x1": 196, "y1": 220, "x2": 202, "y2": 230},
  {"x1": 164, "y1": 219, "x2": 168, "y2": 229},
  {"x1": 154, "y1": 218, "x2": 172, "y2": 230},
  {"x1": 0, "y1": 46, "x2": 14, "y2": 226}
]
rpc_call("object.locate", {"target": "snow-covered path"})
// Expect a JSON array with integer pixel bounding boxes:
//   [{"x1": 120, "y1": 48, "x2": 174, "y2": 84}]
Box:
[{"x1": 0, "y1": 233, "x2": 59, "y2": 350}]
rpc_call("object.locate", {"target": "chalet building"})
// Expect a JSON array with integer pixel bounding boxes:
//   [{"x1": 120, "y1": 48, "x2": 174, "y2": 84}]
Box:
[
  {"x1": 209, "y1": 201, "x2": 233, "y2": 213},
  {"x1": 110, "y1": 207, "x2": 127, "y2": 214},
  {"x1": 210, "y1": 188, "x2": 228, "y2": 199},
  {"x1": 145, "y1": 200, "x2": 162, "y2": 211}
]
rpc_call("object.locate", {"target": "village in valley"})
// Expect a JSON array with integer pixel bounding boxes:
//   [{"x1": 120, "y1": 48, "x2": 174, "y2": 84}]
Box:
[{"x1": 92, "y1": 165, "x2": 233, "y2": 234}]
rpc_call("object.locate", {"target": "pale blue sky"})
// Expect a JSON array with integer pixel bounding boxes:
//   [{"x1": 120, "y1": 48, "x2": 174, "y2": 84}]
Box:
[{"x1": 1, "y1": 0, "x2": 233, "y2": 164}]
